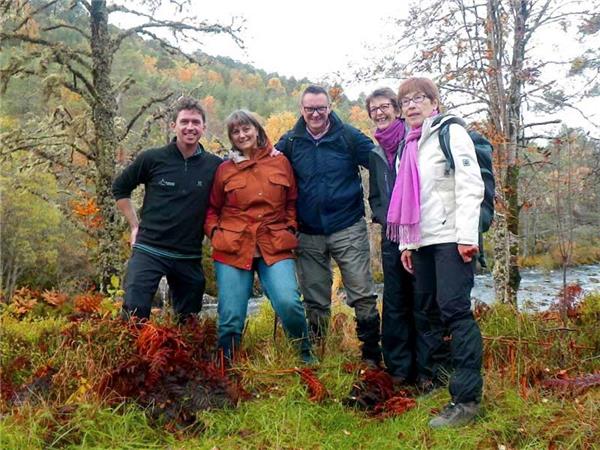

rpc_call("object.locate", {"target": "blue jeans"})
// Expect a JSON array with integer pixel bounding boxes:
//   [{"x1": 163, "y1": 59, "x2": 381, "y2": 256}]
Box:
[{"x1": 215, "y1": 258, "x2": 311, "y2": 361}]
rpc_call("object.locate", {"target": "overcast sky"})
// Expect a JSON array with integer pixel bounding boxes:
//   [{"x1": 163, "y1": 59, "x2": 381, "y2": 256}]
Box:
[
  {"x1": 113, "y1": 1, "x2": 598, "y2": 134},
  {"x1": 115, "y1": 0, "x2": 406, "y2": 99}
]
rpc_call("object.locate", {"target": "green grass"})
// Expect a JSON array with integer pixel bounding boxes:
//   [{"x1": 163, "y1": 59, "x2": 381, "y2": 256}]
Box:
[{"x1": 1, "y1": 297, "x2": 599, "y2": 449}]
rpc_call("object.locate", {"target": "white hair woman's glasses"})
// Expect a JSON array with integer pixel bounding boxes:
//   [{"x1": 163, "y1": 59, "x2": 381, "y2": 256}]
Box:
[{"x1": 400, "y1": 94, "x2": 427, "y2": 108}]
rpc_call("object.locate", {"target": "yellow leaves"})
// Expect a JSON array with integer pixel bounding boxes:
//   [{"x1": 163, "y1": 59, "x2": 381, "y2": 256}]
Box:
[
  {"x1": 349, "y1": 105, "x2": 369, "y2": 124},
  {"x1": 267, "y1": 77, "x2": 285, "y2": 93},
  {"x1": 246, "y1": 74, "x2": 263, "y2": 89},
  {"x1": 143, "y1": 56, "x2": 158, "y2": 73},
  {"x1": 206, "y1": 70, "x2": 224, "y2": 85},
  {"x1": 204, "y1": 137, "x2": 226, "y2": 155},
  {"x1": 60, "y1": 87, "x2": 81, "y2": 104},
  {"x1": 265, "y1": 111, "x2": 296, "y2": 143},
  {"x1": 66, "y1": 377, "x2": 93, "y2": 404}
]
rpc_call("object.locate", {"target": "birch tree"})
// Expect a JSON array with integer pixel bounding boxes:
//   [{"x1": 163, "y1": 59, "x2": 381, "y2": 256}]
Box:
[{"x1": 362, "y1": 0, "x2": 600, "y2": 305}]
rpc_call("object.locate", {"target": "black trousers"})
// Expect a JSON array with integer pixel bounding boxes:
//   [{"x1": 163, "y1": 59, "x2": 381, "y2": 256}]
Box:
[
  {"x1": 123, "y1": 249, "x2": 205, "y2": 320},
  {"x1": 382, "y1": 237, "x2": 449, "y2": 382},
  {"x1": 412, "y1": 243, "x2": 483, "y2": 403}
]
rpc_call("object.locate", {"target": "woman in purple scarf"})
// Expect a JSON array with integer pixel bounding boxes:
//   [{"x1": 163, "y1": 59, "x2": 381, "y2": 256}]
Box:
[
  {"x1": 395, "y1": 77, "x2": 485, "y2": 428},
  {"x1": 367, "y1": 87, "x2": 448, "y2": 392}
]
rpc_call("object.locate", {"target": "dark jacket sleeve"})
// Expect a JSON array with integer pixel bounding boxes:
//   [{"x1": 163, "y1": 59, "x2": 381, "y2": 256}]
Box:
[
  {"x1": 368, "y1": 152, "x2": 384, "y2": 225},
  {"x1": 112, "y1": 152, "x2": 149, "y2": 200},
  {"x1": 274, "y1": 131, "x2": 292, "y2": 158},
  {"x1": 347, "y1": 125, "x2": 374, "y2": 169}
]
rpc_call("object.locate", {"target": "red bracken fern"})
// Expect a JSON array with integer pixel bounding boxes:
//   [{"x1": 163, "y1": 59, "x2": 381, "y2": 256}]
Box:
[{"x1": 295, "y1": 368, "x2": 327, "y2": 402}]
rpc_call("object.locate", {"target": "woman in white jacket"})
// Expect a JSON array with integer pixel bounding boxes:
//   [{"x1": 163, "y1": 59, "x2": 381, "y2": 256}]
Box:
[{"x1": 391, "y1": 77, "x2": 485, "y2": 428}]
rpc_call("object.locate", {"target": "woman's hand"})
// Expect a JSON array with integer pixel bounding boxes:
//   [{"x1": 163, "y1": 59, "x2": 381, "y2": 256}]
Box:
[
  {"x1": 457, "y1": 244, "x2": 479, "y2": 263},
  {"x1": 401, "y1": 250, "x2": 414, "y2": 274}
]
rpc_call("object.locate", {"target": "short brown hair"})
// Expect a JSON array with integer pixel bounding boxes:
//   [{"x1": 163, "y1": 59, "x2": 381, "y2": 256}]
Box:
[
  {"x1": 300, "y1": 85, "x2": 330, "y2": 104},
  {"x1": 365, "y1": 87, "x2": 400, "y2": 118},
  {"x1": 170, "y1": 96, "x2": 206, "y2": 123},
  {"x1": 225, "y1": 110, "x2": 269, "y2": 150},
  {"x1": 397, "y1": 77, "x2": 440, "y2": 105}
]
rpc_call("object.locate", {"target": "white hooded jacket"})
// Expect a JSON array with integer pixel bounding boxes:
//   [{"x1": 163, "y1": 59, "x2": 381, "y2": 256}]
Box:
[{"x1": 400, "y1": 114, "x2": 484, "y2": 251}]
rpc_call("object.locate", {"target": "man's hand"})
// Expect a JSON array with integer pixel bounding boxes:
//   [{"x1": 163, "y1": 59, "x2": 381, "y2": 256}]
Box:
[
  {"x1": 457, "y1": 244, "x2": 478, "y2": 263},
  {"x1": 401, "y1": 250, "x2": 414, "y2": 274},
  {"x1": 269, "y1": 147, "x2": 282, "y2": 157},
  {"x1": 130, "y1": 226, "x2": 139, "y2": 248}
]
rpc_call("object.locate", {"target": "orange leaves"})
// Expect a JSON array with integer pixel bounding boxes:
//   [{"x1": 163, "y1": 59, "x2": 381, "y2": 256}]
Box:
[
  {"x1": 176, "y1": 67, "x2": 195, "y2": 82},
  {"x1": 41, "y1": 290, "x2": 69, "y2": 307},
  {"x1": 296, "y1": 368, "x2": 327, "y2": 402},
  {"x1": 328, "y1": 86, "x2": 344, "y2": 104},
  {"x1": 73, "y1": 292, "x2": 103, "y2": 314},
  {"x1": 202, "y1": 95, "x2": 216, "y2": 115},
  {"x1": 70, "y1": 195, "x2": 102, "y2": 229}
]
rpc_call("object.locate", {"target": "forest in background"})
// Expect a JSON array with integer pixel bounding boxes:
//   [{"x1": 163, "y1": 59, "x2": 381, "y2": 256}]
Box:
[
  {"x1": 1, "y1": 0, "x2": 599, "y2": 302},
  {"x1": 0, "y1": 2, "x2": 599, "y2": 448}
]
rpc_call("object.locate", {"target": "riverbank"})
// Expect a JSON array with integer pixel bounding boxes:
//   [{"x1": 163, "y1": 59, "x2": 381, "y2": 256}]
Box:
[{"x1": 1, "y1": 293, "x2": 599, "y2": 449}]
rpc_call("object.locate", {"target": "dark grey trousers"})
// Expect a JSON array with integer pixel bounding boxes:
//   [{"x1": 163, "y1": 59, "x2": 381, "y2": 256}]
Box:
[{"x1": 296, "y1": 218, "x2": 381, "y2": 360}]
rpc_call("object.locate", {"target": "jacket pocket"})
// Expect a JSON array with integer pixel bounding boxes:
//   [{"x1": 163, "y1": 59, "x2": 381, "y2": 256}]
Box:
[
  {"x1": 224, "y1": 177, "x2": 249, "y2": 209},
  {"x1": 433, "y1": 174, "x2": 454, "y2": 225},
  {"x1": 267, "y1": 173, "x2": 291, "y2": 200},
  {"x1": 212, "y1": 220, "x2": 246, "y2": 253},
  {"x1": 266, "y1": 222, "x2": 298, "y2": 251}
]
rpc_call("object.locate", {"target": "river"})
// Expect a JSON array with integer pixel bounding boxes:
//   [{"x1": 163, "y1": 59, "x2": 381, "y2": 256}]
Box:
[{"x1": 199, "y1": 263, "x2": 600, "y2": 315}]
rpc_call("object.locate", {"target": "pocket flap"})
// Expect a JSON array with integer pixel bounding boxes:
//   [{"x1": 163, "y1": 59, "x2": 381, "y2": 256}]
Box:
[
  {"x1": 266, "y1": 222, "x2": 288, "y2": 230},
  {"x1": 219, "y1": 220, "x2": 246, "y2": 232},
  {"x1": 268, "y1": 174, "x2": 291, "y2": 187},
  {"x1": 224, "y1": 178, "x2": 247, "y2": 192}
]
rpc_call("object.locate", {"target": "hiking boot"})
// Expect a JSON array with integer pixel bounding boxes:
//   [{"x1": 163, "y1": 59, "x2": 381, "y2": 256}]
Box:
[
  {"x1": 390, "y1": 374, "x2": 408, "y2": 386},
  {"x1": 361, "y1": 357, "x2": 382, "y2": 370},
  {"x1": 429, "y1": 401, "x2": 481, "y2": 428}
]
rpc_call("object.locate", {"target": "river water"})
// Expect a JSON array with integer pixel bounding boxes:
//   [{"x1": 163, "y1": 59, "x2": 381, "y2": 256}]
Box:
[{"x1": 200, "y1": 263, "x2": 600, "y2": 315}]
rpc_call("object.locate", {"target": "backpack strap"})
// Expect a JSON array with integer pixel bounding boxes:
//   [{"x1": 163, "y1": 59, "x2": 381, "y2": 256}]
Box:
[
  {"x1": 340, "y1": 124, "x2": 359, "y2": 166},
  {"x1": 433, "y1": 115, "x2": 467, "y2": 175}
]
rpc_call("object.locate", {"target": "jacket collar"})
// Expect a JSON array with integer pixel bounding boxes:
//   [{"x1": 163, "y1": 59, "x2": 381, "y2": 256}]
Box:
[{"x1": 229, "y1": 144, "x2": 272, "y2": 168}]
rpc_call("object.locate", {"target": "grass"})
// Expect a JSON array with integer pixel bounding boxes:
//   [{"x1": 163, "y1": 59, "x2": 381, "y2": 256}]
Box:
[{"x1": 1, "y1": 294, "x2": 599, "y2": 449}]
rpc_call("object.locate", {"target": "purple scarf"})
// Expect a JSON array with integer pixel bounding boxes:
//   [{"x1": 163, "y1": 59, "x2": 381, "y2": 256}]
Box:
[
  {"x1": 374, "y1": 119, "x2": 405, "y2": 167},
  {"x1": 386, "y1": 125, "x2": 423, "y2": 245}
]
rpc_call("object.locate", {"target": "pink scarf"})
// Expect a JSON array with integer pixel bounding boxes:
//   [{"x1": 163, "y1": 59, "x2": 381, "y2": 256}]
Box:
[
  {"x1": 374, "y1": 119, "x2": 405, "y2": 167},
  {"x1": 386, "y1": 111, "x2": 439, "y2": 245},
  {"x1": 386, "y1": 125, "x2": 422, "y2": 245}
]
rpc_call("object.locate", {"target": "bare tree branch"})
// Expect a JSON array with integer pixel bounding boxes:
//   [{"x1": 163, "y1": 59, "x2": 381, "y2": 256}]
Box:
[{"x1": 119, "y1": 92, "x2": 174, "y2": 142}]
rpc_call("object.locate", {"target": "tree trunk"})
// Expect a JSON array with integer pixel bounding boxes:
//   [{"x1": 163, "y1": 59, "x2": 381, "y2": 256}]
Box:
[{"x1": 90, "y1": 0, "x2": 123, "y2": 291}]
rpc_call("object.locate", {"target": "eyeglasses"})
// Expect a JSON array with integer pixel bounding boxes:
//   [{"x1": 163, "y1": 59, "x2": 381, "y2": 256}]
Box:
[
  {"x1": 368, "y1": 102, "x2": 393, "y2": 115},
  {"x1": 400, "y1": 94, "x2": 428, "y2": 107},
  {"x1": 303, "y1": 106, "x2": 329, "y2": 115}
]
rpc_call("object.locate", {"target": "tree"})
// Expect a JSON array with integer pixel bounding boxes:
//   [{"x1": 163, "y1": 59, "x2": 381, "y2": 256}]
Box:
[
  {"x1": 0, "y1": 0, "x2": 242, "y2": 290},
  {"x1": 362, "y1": 0, "x2": 600, "y2": 305}
]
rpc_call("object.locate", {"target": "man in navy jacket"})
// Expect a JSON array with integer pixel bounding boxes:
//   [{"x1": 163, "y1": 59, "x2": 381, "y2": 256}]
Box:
[
  {"x1": 112, "y1": 97, "x2": 222, "y2": 321},
  {"x1": 276, "y1": 85, "x2": 382, "y2": 366}
]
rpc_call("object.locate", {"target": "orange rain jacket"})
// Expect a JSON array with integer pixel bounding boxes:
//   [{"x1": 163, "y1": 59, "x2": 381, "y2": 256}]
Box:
[{"x1": 204, "y1": 145, "x2": 298, "y2": 270}]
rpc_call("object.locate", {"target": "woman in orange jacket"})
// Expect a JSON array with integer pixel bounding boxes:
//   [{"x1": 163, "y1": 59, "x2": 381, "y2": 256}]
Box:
[{"x1": 205, "y1": 110, "x2": 312, "y2": 363}]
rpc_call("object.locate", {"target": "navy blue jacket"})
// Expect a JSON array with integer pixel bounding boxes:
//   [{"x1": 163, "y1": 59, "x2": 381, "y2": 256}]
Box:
[{"x1": 275, "y1": 112, "x2": 373, "y2": 235}]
